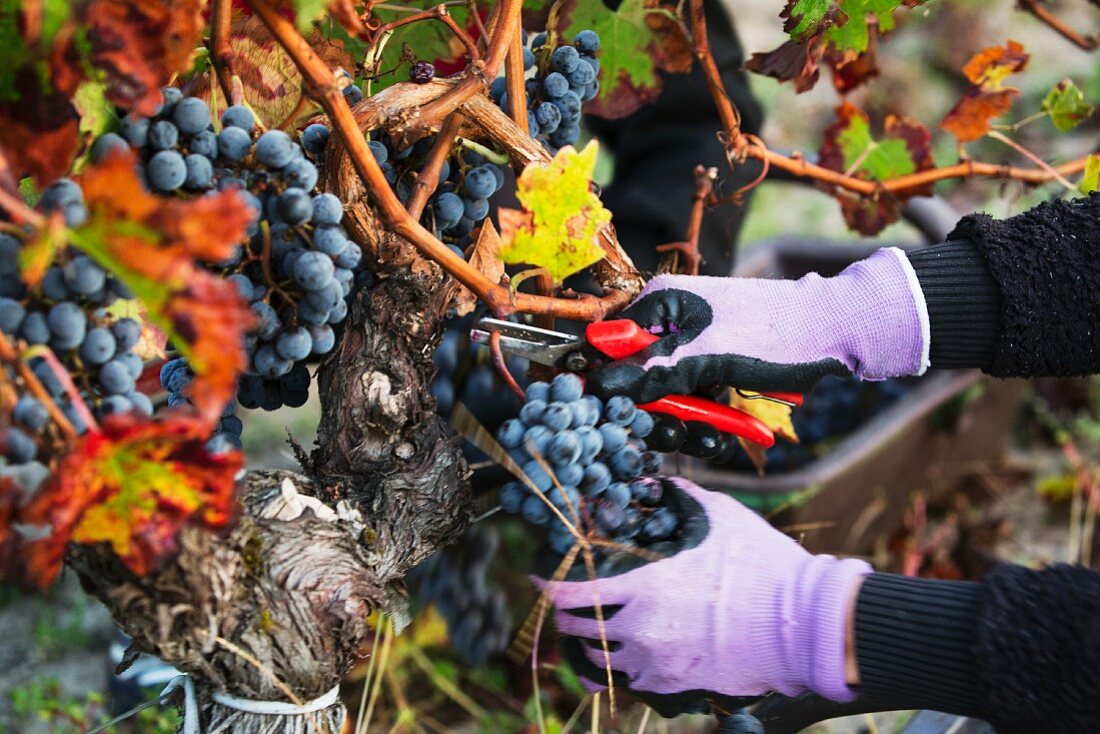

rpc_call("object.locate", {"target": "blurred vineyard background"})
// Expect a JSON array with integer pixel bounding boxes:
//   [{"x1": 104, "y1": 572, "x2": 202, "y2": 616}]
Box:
[{"x1": 3, "y1": 1, "x2": 1100, "y2": 732}]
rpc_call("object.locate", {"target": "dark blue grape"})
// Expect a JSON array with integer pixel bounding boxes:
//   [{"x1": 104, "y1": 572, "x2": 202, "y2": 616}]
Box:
[
  {"x1": 283, "y1": 158, "x2": 319, "y2": 191},
  {"x1": 0, "y1": 297, "x2": 24, "y2": 333},
  {"x1": 4, "y1": 427, "x2": 37, "y2": 464},
  {"x1": 91, "y1": 133, "x2": 128, "y2": 163},
  {"x1": 567, "y1": 61, "x2": 596, "y2": 87},
  {"x1": 254, "y1": 344, "x2": 292, "y2": 378},
  {"x1": 99, "y1": 395, "x2": 133, "y2": 416},
  {"x1": 520, "y1": 398, "x2": 547, "y2": 425},
  {"x1": 541, "y1": 401, "x2": 572, "y2": 431},
  {"x1": 523, "y1": 47, "x2": 536, "y2": 69},
  {"x1": 630, "y1": 409, "x2": 654, "y2": 438},
  {"x1": 432, "y1": 192, "x2": 464, "y2": 229},
  {"x1": 575, "y1": 425, "x2": 603, "y2": 462},
  {"x1": 548, "y1": 429, "x2": 581, "y2": 465},
  {"x1": 343, "y1": 84, "x2": 364, "y2": 105},
  {"x1": 80, "y1": 327, "x2": 116, "y2": 365},
  {"x1": 184, "y1": 154, "x2": 214, "y2": 189},
  {"x1": 604, "y1": 395, "x2": 637, "y2": 426},
  {"x1": 156, "y1": 86, "x2": 182, "y2": 115},
  {"x1": 278, "y1": 188, "x2": 313, "y2": 225},
  {"x1": 221, "y1": 104, "x2": 255, "y2": 132},
  {"x1": 543, "y1": 72, "x2": 569, "y2": 99},
  {"x1": 463, "y1": 165, "x2": 497, "y2": 199},
  {"x1": 582, "y1": 462, "x2": 612, "y2": 495},
  {"x1": 521, "y1": 494, "x2": 551, "y2": 525},
  {"x1": 148, "y1": 150, "x2": 187, "y2": 191},
  {"x1": 500, "y1": 481, "x2": 525, "y2": 513},
  {"x1": 523, "y1": 424, "x2": 553, "y2": 457},
  {"x1": 551, "y1": 45, "x2": 580, "y2": 73},
  {"x1": 172, "y1": 97, "x2": 211, "y2": 135},
  {"x1": 310, "y1": 193, "x2": 343, "y2": 226},
  {"x1": 217, "y1": 126, "x2": 252, "y2": 161},
  {"x1": 525, "y1": 381, "x2": 549, "y2": 402},
  {"x1": 120, "y1": 116, "x2": 150, "y2": 147},
  {"x1": 630, "y1": 478, "x2": 662, "y2": 505},
  {"x1": 46, "y1": 302, "x2": 85, "y2": 349},
  {"x1": 255, "y1": 130, "x2": 296, "y2": 168},
  {"x1": 496, "y1": 418, "x2": 526, "y2": 448},
  {"x1": 640, "y1": 507, "x2": 678, "y2": 542},
  {"x1": 368, "y1": 140, "x2": 389, "y2": 164},
  {"x1": 301, "y1": 124, "x2": 330, "y2": 156},
  {"x1": 535, "y1": 102, "x2": 561, "y2": 133},
  {"x1": 98, "y1": 359, "x2": 134, "y2": 395},
  {"x1": 463, "y1": 197, "x2": 489, "y2": 222},
  {"x1": 574, "y1": 30, "x2": 600, "y2": 54},
  {"x1": 21, "y1": 312, "x2": 50, "y2": 344},
  {"x1": 292, "y1": 251, "x2": 336, "y2": 291},
  {"x1": 556, "y1": 462, "x2": 584, "y2": 487},
  {"x1": 40, "y1": 179, "x2": 82, "y2": 211},
  {"x1": 64, "y1": 255, "x2": 108, "y2": 297},
  {"x1": 549, "y1": 373, "x2": 583, "y2": 402},
  {"x1": 14, "y1": 395, "x2": 49, "y2": 431},
  {"x1": 148, "y1": 120, "x2": 179, "y2": 151},
  {"x1": 308, "y1": 324, "x2": 335, "y2": 354},
  {"x1": 608, "y1": 446, "x2": 643, "y2": 480},
  {"x1": 251, "y1": 302, "x2": 280, "y2": 340},
  {"x1": 276, "y1": 327, "x2": 313, "y2": 361},
  {"x1": 595, "y1": 500, "x2": 625, "y2": 531},
  {"x1": 602, "y1": 479, "x2": 630, "y2": 508}
]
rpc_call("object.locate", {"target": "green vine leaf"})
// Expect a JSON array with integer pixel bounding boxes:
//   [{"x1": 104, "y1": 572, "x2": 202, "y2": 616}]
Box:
[
  {"x1": 1043, "y1": 79, "x2": 1094, "y2": 133},
  {"x1": 556, "y1": 0, "x2": 691, "y2": 119},
  {"x1": 498, "y1": 141, "x2": 611, "y2": 284}
]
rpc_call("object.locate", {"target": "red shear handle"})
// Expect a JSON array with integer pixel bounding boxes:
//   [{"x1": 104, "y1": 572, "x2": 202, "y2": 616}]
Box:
[
  {"x1": 639, "y1": 395, "x2": 776, "y2": 448},
  {"x1": 585, "y1": 319, "x2": 658, "y2": 359}
]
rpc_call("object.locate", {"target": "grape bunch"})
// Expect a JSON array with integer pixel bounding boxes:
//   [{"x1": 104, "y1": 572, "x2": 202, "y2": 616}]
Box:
[
  {"x1": 490, "y1": 29, "x2": 600, "y2": 153},
  {"x1": 406, "y1": 526, "x2": 513, "y2": 667},
  {"x1": 94, "y1": 89, "x2": 365, "y2": 416},
  {"x1": 495, "y1": 373, "x2": 676, "y2": 556},
  {"x1": 1, "y1": 218, "x2": 150, "y2": 465}
]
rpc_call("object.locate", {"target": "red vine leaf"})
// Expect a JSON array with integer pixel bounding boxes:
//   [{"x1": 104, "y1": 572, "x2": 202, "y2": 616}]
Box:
[
  {"x1": 941, "y1": 41, "x2": 1030, "y2": 143},
  {"x1": 62, "y1": 151, "x2": 255, "y2": 426},
  {"x1": 0, "y1": 68, "x2": 80, "y2": 188},
  {"x1": 15, "y1": 414, "x2": 241, "y2": 588},
  {"x1": 190, "y1": 12, "x2": 353, "y2": 128},
  {"x1": 819, "y1": 102, "x2": 933, "y2": 234}
]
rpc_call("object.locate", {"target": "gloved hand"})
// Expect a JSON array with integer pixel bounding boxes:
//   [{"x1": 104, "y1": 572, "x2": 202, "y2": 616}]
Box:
[
  {"x1": 587, "y1": 248, "x2": 930, "y2": 403},
  {"x1": 540, "y1": 478, "x2": 871, "y2": 708}
]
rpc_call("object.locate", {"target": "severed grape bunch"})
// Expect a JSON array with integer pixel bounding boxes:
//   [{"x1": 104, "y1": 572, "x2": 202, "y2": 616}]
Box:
[
  {"x1": 1, "y1": 204, "x2": 150, "y2": 465},
  {"x1": 491, "y1": 28, "x2": 600, "y2": 153},
  {"x1": 406, "y1": 525, "x2": 513, "y2": 667},
  {"x1": 496, "y1": 373, "x2": 677, "y2": 556}
]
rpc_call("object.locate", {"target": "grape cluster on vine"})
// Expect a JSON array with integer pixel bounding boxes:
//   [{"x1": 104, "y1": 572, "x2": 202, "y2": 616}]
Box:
[
  {"x1": 1, "y1": 213, "x2": 149, "y2": 465},
  {"x1": 406, "y1": 526, "x2": 513, "y2": 667}
]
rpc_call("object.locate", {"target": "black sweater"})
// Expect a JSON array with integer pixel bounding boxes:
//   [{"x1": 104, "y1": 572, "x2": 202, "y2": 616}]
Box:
[{"x1": 854, "y1": 194, "x2": 1100, "y2": 733}]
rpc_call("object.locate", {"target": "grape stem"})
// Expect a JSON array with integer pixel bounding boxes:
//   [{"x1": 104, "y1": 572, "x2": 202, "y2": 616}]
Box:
[
  {"x1": 209, "y1": 0, "x2": 236, "y2": 104},
  {"x1": 687, "y1": 0, "x2": 1096, "y2": 202},
  {"x1": 505, "y1": 22, "x2": 529, "y2": 134},
  {"x1": 0, "y1": 331, "x2": 81, "y2": 441},
  {"x1": 488, "y1": 331, "x2": 525, "y2": 400},
  {"x1": 1017, "y1": 0, "x2": 1099, "y2": 51},
  {"x1": 656, "y1": 165, "x2": 714, "y2": 276},
  {"x1": 364, "y1": 4, "x2": 481, "y2": 63},
  {"x1": 406, "y1": 113, "x2": 463, "y2": 220},
  {"x1": 456, "y1": 137, "x2": 510, "y2": 165},
  {"x1": 248, "y1": 0, "x2": 642, "y2": 321}
]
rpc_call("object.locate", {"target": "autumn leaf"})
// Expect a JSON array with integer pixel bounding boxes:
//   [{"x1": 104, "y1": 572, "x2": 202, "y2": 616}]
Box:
[
  {"x1": 941, "y1": 41, "x2": 1030, "y2": 143},
  {"x1": 745, "y1": 0, "x2": 920, "y2": 93},
  {"x1": 1042, "y1": 79, "x2": 1094, "y2": 133},
  {"x1": 454, "y1": 219, "x2": 506, "y2": 317},
  {"x1": 0, "y1": 68, "x2": 80, "y2": 188},
  {"x1": 191, "y1": 12, "x2": 353, "y2": 129},
  {"x1": 819, "y1": 102, "x2": 933, "y2": 234},
  {"x1": 1080, "y1": 155, "x2": 1100, "y2": 195},
  {"x1": 15, "y1": 413, "x2": 241, "y2": 588},
  {"x1": 730, "y1": 392, "x2": 800, "y2": 444},
  {"x1": 58, "y1": 151, "x2": 255, "y2": 426},
  {"x1": 498, "y1": 141, "x2": 611, "y2": 284},
  {"x1": 555, "y1": 0, "x2": 691, "y2": 119}
]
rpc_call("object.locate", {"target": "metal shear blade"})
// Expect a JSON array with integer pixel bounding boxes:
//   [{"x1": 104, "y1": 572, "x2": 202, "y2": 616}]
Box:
[{"x1": 469, "y1": 318, "x2": 584, "y2": 369}]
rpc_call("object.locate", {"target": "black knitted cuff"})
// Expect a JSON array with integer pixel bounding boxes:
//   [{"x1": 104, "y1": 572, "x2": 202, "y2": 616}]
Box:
[
  {"x1": 906, "y1": 240, "x2": 1000, "y2": 370},
  {"x1": 947, "y1": 194, "x2": 1100, "y2": 377},
  {"x1": 854, "y1": 573, "x2": 982, "y2": 717},
  {"x1": 975, "y1": 564, "x2": 1100, "y2": 734}
]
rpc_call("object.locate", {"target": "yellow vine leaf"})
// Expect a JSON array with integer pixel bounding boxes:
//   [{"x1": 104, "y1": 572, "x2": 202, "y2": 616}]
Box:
[
  {"x1": 730, "y1": 391, "x2": 800, "y2": 444},
  {"x1": 498, "y1": 141, "x2": 611, "y2": 284}
]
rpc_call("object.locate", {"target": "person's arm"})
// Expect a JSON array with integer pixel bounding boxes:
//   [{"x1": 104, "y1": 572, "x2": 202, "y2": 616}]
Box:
[
  {"x1": 850, "y1": 564, "x2": 1100, "y2": 734},
  {"x1": 907, "y1": 193, "x2": 1100, "y2": 375}
]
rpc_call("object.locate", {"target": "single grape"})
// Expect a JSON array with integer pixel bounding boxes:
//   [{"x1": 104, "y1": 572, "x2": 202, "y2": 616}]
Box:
[
  {"x1": 172, "y1": 97, "x2": 211, "y2": 135},
  {"x1": 295, "y1": 298, "x2": 330, "y2": 326},
  {"x1": 342, "y1": 84, "x2": 364, "y2": 105},
  {"x1": 548, "y1": 430, "x2": 581, "y2": 466},
  {"x1": 184, "y1": 154, "x2": 214, "y2": 189},
  {"x1": 217, "y1": 125, "x2": 253, "y2": 161},
  {"x1": 98, "y1": 359, "x2": 135, "y2": 395},
  {"x1": 645, "y1": 415, "x2": 687, "y2": 452},
  {"x1": 156, "y1": 86, "x2": 183, "y2": 115},
  {"x1": 575, "y1": 425, "x2": 603, "y2": 462},
  {"x1": 595, "y1": 500, "x2": 626, "y2": 531},
  {"x1": 278, "y1": 188, "x2": 313, "y2": 225},
  {"x1": 368, "y1": 140, "x2": 389, "y2": 164},
  {"x1": 496, "y1": 419, "x2": 526, "y2": 449},
  {"x1": 432, "y1": 192, "x2": 464, "y2": 229},
  {"x1": 642, "y1": 451, "x2": 662, "y2": 475},
  {"x1": 311, "y1": 193, "x2": 344, "y2": 226},
  {"x1": 21, "y1": 312, "x2": 50, "y2": 345},
  {"x1": 254, "y1": 344, "x2": 292, "y2": 378},
  {"x1": 602, "y1": 479, "x2": 630, "y2": 508},
  {"x1": 32, "y1": 359, "x2": 64, "y2": 396},
  {"x1": 46, "y1": 302, "x2": 86, "y2": 349},
  {"x1": 551, "y1": 45, "x2": 581, "y2": 73},
  {"x1": 640, "y1": 506, "x2": 678, "y2": 542},
  {"x1": 462, "y1": 165, "x2": 497, "y2": 199},
  {"x1": 541, "y1": 401, "x2": 572, "y2": 431},
  {"x1": 549, "y1": 372, "x2": 584, "y2": 402},
  {"x1": 14, "y1": 395, "x2": 50, "y2": 431},
  {"x1": 463, "y1": 197, "x2": 489, "y2": 222},
  {"x1": 567, "y1": 61, "x2": 596, "y2": 88},
  {"x1": 523, "y1": 424, "x2": 553, "y2": 457},
  {"x1": 306, "y1": 281, "x2": 342, "y2": 312},
  {"x1": 608, "y1": 446, "x2": 643, "y2": 480},
  {"x1": 308, "y1": 324, "x2": 336, "y2": 354},
  {"x1": 276, "y1": 326, "x2": 313, "y2": 361},
  {"x1": 0, "y1": 234, "x2": 20, "y2": 276},
  {"x1": 681, "y1": 421, "x2": 723, "y2": 459},
  {"x1": 119, "y1": 352, "x2": 143, "y2": 379},
  {"x1": 630, "y1": 478, "x2": 662, "y2": 506},
  {"x1": 598, "y1": 422, "x2": 628, "y2": 453},
  {"x1": 251, "y1": 302, "x2": 280, "y2": 340},
  {"x1": 39, "y1": 179, "x2": 82, "y2": 211},
  {"x1": 148, "y1": 120, "x2": 179, "y2": 151},
  {"x1": 99, "y1": 394, "x2": 134, "y2": 416},
  {"x1": 582, "y1": 462, "x2": 612, "y2": 495},
  {"x1": 522, "y1": 47, "x2": 536, "y2": 69},
  {"x1": 79, "y1": 326, "x2": 116, "y2": 365},
  {"x1": 0, "y1": 297, "x2": 24, "y2": 333},
  {"x1": 120, "y1": 115, "x2": 150, "y2": 147},
  {"x1": 282, "y1": 158, "x2": 319, "y2": 192},
  {"x1": 221, "y1": 104, "x2": 255, "y2": 132},
  {"x1": 605, "y1": 395, "x2": 637, "y2": 426},
  {"x1": 292, "y1": 251, "x2": 336, "y2": 291},
  {"x1": 91, "y1": 133, "x2": 128, "y2": 163},
  {"x1": 312, "y1": 226, "x2": 349, "y2": 257},
  {"x1": 543, "y1": 71, "x2": 569, "y2": 99},
  {"x1": 130, "y1": 392, "x2": 154, "y2": 417},
  {"x1": 574, "y1": 30, "x2": 600, "y2": 54},
  {"x1": 189, "y1": 129, "x2": 218, "y2": 158},
  {"x1": 521, "y1": 494, "x2": 551, "y2": 525},
  {"x1": 535, "y1": 102, "x2": 562, "y2": 134},
  {"x1": 148, "y1": 150, "x2": 187, "y2": 192},
  {"x1": 556, "y1": 462, "x2": 584, "y2": 487},
  {"x1": 255, "y1": 130, "x2": 297, "y2": 168},
  {"x1": 4, "y1": 427, "x2": 37, "y2": 464},
  {"x1": 500, "y1": 482, "x2": 525, "y2": 514},
  {"x1": 301, "y1": 124, "x2": 330, "y2": 156},
  {"x1": 525, "y1": 381, "x2": 549, "y2": 402},
  {"x1": 630, "y1": 409, "x2": 654, "y2": 438}
]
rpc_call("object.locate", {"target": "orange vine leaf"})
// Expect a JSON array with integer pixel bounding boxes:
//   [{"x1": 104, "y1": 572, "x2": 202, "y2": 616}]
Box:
[
  {"x1": 941, "y1": 40, "x2": 1030, "y2": 143},
  {"x1": 15, "y1": 414, "x2": 242, "y2": 588},
  {"x1": 30, "y1": 151, "x2": 257, "y2": 426}
]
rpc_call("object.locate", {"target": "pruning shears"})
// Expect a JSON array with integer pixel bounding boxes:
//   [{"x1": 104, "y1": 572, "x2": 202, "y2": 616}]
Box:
[{"x1": 470, "y1": 318, "x2": 804, "y2": 448}]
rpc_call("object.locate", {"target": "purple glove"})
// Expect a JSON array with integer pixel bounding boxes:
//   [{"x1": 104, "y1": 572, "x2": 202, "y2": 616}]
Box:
[
  {"x1": 542, "y1": 478, "x2": 871, "y2": 703},
  {"x1": 587, "y1": 247, "x2": 930, "y2": 403}
]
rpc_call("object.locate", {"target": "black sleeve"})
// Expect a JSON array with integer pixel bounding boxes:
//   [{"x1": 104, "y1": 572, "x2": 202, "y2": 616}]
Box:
[
  {"x1": 906, "y1": 194, "x2": 1100, "y2": 376},
  {"x1": 854, "y1": 565, "x2": 1100, "y2": 733}
]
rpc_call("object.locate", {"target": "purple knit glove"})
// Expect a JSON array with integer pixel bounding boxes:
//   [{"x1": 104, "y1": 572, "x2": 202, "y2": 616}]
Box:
[
  {"x1": 587, "y1": 247, "x2": 930, "y2": 403},
  {"x1": 541, "y1": 478, "x2": 871, "y2": 703}
]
